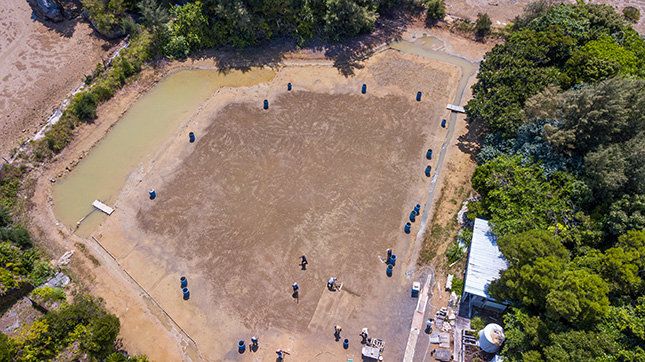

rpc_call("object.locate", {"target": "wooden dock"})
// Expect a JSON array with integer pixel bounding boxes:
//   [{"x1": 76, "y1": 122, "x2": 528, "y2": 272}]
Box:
[
  {"x1": 447, "y1": 104, "x2": 466, "y2": 113},
  {"x1": 92, "y1": 200, "x2": 114, "y2": 215}
]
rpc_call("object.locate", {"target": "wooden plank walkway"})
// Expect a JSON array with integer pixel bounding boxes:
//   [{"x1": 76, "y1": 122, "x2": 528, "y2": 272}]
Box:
[
  {"x1": 92, "y1": 200, "x2": 114, "y2": 215},
  {"x1": 447, "y1": 104, "x2": 466, "y2": 113}
]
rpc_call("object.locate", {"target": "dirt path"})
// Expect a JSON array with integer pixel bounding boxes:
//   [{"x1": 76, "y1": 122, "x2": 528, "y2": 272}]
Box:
[{"x1": 0, "y1": 0, "x2": 115, "y2": 158}]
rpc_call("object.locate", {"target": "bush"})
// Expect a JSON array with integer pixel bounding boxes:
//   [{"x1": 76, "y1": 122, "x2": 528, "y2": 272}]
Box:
[
  {"x1": 446, "y1": 241, "x2": 465, "y2": 263},
  {"x1": 72, "y1": 92, "x2": 98, "y2": 121},
  {"x1": 29, "y1": 261, "x2": 53, "y2": 285},
  {"x1": 451, "y1": 276, "x2": 464, "y2": 295},
  {"x1": 164, "y1": 34, "x2": 190, "y2": 59},
  {"x1": 475, "y1": 12, "x2": 492, "y2": 39},
  {"x1": 81, "y1": 314, "x2": 120, "y2": 357},
  {"x1": 0, "y1": 204, "x2": 11, "y2": 227},
  {"x1": 0, "y1": 225, "x2": 32, "y2": 249},
  {"x1": 460, "y1": 228, "x2": 473, "y2": 246},
  {"x1": 91, "y1": 79, "x2": 116, "y2": 102},
  {"x1": 0, "y1": 164, "x2": 24, "y2": 209},
  {"x1": 426, "y1": 0, "x2": 446, "y2": 21},
  {"x1": 107, "y1": 353, "x2": 128, "y2": 362},
  {"x1": 623, "y1": 6, "x2": 640, "y2": 22},
  {"x1": 43, "y1": 117, "x2": 75, "y2": 154},
  {"x1": 33, "y1": 287, "x2": 66, "y2": 303},
  {"x1": 0, "y1": 332, "x2": 10, "y2": 362},
  {"x1": 471, "y1": 316, "x2": 486, "y2": 332},
  {"x1": 122, "y1": 16, "x2": 139, "y2": 36}
]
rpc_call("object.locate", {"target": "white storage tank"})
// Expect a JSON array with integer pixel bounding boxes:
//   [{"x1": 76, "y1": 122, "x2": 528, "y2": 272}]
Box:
[{"x1": 478, "y1": 323, "x2": 505, "y2": 353}]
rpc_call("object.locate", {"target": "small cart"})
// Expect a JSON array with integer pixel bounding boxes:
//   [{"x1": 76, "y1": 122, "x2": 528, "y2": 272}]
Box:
[{"x1": 361, "y1": 338, "x2": 385, "y2": 361}]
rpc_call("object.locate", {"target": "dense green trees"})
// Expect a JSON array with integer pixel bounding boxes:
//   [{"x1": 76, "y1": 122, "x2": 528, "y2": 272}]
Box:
[
  {"x1": 83, "y1": 0, "x2": 402, "y2": 52},
  {"x1": 466, "y1": 2, "x2": 645, "y2": 134},
  {"x1": 468, "y1": 3, "x2": 645, "y2": 361},
  {"x1": 470, "y1": 156, "x2": 581, "y2": 235},
  {"x1": 426, "y1": 0, "x2": 445, "y2": 22},
  {"x1": 5, "y1": 293, "x2": 144, "y2": 361}
]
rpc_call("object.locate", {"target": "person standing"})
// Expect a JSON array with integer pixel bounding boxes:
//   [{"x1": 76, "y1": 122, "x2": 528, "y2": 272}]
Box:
[
  {"x1": 300, "y1": 255, "x2": 308, "y2": 266},
  {"x1": 425, "y1": 318, "x2": 434, "y2": 334},
  {"x1": 276, "y1": 349, "x2": 284, "y2": 359},
  {"x1": 386, "y1": 249, "x2": 392, "y2": 259},
  {"x1": 328, "y1": 277, "x2": 338, "y2": 290},
  {"x1": 292, "y1": 282, "x2": 299, "y2": 293},
  {"x1": 334, "y1": 325, "x2": 342, "y2": 338},
  {"x1": 361, "y1": 328, "x2": 369, "y2": 343}
]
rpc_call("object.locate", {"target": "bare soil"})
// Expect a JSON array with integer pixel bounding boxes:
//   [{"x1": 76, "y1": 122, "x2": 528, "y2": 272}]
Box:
[
  {"x1": 22, "y1": 14, "x2": 497, "y2": 362},
  {"x1": 0, "y1": 0, "x2": 116, "y2": 159}
]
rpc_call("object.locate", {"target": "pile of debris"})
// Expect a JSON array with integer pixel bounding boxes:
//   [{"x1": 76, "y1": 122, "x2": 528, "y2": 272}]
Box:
[{"x1": 428, "y1": 307, "x2": 458, "y2": 361}]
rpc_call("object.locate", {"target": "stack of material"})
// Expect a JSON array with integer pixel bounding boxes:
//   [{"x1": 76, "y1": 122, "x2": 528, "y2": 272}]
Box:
[
  {"x1": 429, "y1": 331, "x2": 441, "y2": 344},
  {"x1": 435, "y1": 307, "x2": 448, "y2": 329},
  {"x1": 462, "y1": 330, "x2": 477, "y2": 347},
  {"x1": 435, "y1": 349, "x2": 452, "y2": 361},
  {"x1": 439, "y1": 333, "x2": 451, "y2": 348},
  {"x1": 445, "y1": 274, "x2": 454, "y2": 291}
]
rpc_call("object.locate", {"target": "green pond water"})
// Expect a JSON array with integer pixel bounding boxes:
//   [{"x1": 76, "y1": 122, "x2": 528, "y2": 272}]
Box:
[{"x1": 52, "y1": 68, "x2": 276, "y2": 235}]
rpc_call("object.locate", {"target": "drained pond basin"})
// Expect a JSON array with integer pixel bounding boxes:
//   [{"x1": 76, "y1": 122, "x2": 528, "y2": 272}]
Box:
[{"x1": 50, "y1": 37, "x2": 477, "y2": 361}]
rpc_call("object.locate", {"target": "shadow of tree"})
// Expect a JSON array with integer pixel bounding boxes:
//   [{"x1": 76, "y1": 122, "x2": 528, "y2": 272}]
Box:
[
  {"x1": 191, "y1": 6, "x2": 418, "y2": 77},
  {"x1": 456, "y1": 118, "x2": 486, "y2": 162}
]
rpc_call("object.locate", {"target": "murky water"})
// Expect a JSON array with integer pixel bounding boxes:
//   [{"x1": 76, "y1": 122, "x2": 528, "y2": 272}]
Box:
[{"x1": 52, "y1": 68, "x2": 275, "y2": 235}]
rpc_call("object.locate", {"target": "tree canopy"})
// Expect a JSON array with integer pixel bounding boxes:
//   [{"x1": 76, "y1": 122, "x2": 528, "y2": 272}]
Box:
[
  {"x1": 466, "y1": 2, "x2": 645, "y2": 135},
  {"x1": 467, "y1": 2, "x2": 645, "y2": 361}
]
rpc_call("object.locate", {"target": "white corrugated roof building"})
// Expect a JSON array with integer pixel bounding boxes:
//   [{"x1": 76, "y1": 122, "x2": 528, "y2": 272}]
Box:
[{"x1": 461, "y1": 218, "x2": 508, "y2": 316}]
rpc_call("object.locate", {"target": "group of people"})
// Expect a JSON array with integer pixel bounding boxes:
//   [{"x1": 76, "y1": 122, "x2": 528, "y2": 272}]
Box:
[
  {"x1": 333, "y1": 325, "x2": 371, "y2": 343},
  {"x1": 276, "y1": 249, "x2": 392, "y2": 359}
]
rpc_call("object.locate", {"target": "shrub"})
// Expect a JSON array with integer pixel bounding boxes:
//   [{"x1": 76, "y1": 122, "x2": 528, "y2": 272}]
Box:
[
  {"x1": 426, "y1": 0, "x2": 446, "y2": 21},
  {"x1": 91, "y1": 78, "x2": 116, "y2": 102},
  {"x1": 122, "y1": 16, "x2": 139, "y2": 36},
  {"x1": 29, "y1": 261, "x2": 53, "y2": 285},
  {"x1": 107, "y1": 353, "x2": 128, "y2": 362},
  {"x1": 72, "y1": 92, "x2": 98, "y2": 121},
  {"x1": 43, "y1": 117, "x2": 75, "y2": 153},
  {"x1": 451, "y1": 276, "x2": 464, "y2": 295},
  {"x1": 0, "y1": 332, "x2": 10, "y2": 362},
  {"x1": 446, "y1": 241, "x2": 465, "y2": 263},
  {"x1": 164, "y1": 35, "x2": 191, "y2": 59},
  {"x1": 623, "y1": 6, "x2": 640, "y2": 22},
  {"x1": 0, "y1": 225, "x2": 32, "y2": 249},
  {"x1": 33, "y1": 287, "x2": 66, "y2": 303},
  {"x1": 470, "y1": 316, "x2": 486, "y2": 332},
  {"x1": 475, "y1": 12, "x2": 492, "y2": 39},
  {"x1": 0, "y1": 204, "x2": 11, "y2": 227}
]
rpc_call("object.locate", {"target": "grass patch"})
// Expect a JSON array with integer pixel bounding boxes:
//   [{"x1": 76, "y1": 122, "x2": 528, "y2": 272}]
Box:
[{"x1": 74, "y1": 242, "x2": 100, "y2": 267}]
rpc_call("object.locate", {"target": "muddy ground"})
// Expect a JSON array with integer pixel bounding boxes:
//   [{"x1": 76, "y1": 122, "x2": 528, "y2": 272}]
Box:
[
  {"x1": 0, "y1": 0, "x2": 116, "y2": 158},
  {"x1": 86, "y1": 50, "x2": 458, "y2": 361}
]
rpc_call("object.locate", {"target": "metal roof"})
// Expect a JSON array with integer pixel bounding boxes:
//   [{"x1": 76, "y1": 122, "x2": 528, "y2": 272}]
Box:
[{"x1": 463, "y1": 218, "x2": 508, "y2": 300}]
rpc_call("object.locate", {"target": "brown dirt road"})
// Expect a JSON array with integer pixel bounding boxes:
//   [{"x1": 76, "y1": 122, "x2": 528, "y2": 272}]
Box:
[{"x1": 0, "y1": 0, "x2": 115, "y2": 158}]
